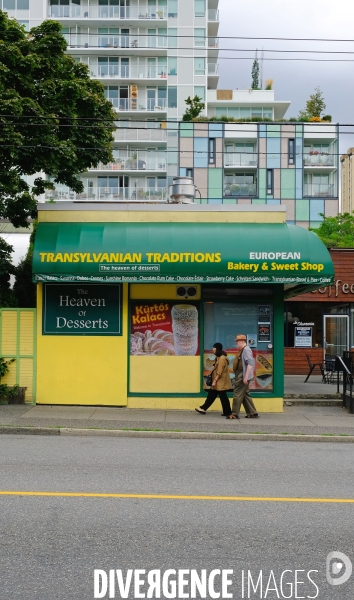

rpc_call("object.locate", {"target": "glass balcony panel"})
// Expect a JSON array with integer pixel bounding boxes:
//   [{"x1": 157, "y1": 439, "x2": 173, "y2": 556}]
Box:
[
  {"x1": 223, "y1": 183, "x2": 257, "y2": 197},
  {"x1": 224, "y1": 153, "x2": 258, "y2": 167},
  {"x1": 45, "y1": 187, "x2": 168, "y2": 202},
  {"x1": 303, "y1": 153, "x2": 335, "y2": 167},
  {"x1": 303, "y1": 184, "x2": 335, "y2": 197}
]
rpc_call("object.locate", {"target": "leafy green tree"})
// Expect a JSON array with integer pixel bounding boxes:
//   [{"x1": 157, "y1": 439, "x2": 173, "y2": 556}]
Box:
[
  {"x1": 182, "y1": 95, "x2": 205, "y2": 121},
  {"x1": 298, "y1": 87, "x2": 326, "y2": 121},
  {"x1": 0, "y1": 236, "x2": 16, "y2": 307},
  {"x1": 311, "y1": 213, "x2": 354, "y2": 248},
  {"x1": 251, "y1": 54, "x2": 260, "y2": 90},
  {"x1": 13, "y1": 222, "x2": 37, "y2": 308},
  {"x1": 0, "y1": 12, "x2": 116, "y2": 228}
]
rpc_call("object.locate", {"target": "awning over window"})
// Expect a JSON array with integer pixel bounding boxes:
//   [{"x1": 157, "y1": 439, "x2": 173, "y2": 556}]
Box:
[{"x1": 32, "y1": 222, "x2": 334, "y2": 296}]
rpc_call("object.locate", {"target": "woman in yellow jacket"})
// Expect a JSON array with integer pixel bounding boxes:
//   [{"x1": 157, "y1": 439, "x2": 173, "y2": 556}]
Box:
[{"x1": 195, "y1": 342, "x2": 232, "y2": 416}]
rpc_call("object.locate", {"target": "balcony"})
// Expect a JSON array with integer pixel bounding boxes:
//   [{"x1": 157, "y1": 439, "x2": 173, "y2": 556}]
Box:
[
  {"x1": 90, "y1": 155, "x2": 167, "y2": 172},
  {"x1": 208, "y1": 9, "x2": 219, "y2": 21},
  {"x1": 48, "y1": 6, "x2": 167, "y2": 20},
  {"x1": 303, "y1": 184, "x2": 336, "y2": 197},
  {"x1": 224, "y1": 153, "x2": 258, "y2": 168},
  {"x1": 108, "y1": 97, "x2": 167, "y2": 112},
  {"x1": 114, "y1": 127, "x2": 167, "y2": 142},
  {"x1": 64, "y1": 33, "x2": 168, "y2": 50},
  {"x1": 208, "y1": 37, "x2": 219, "y2": 48},
  {"x1": 208, "y1": 63, "x2": 219, "y2": 75},
  {"x1": 224, "y1": 183, "x2": 257, "y2": 197},
  {"x1": 45, "y1": 187, "x2": 168, "y2": 202},
  {"x1": 91, "y1": 64, "x2": 167, "y2": 81},
  {"x1": 303, "y1": 153, "x2": 335, "y2": 167}
]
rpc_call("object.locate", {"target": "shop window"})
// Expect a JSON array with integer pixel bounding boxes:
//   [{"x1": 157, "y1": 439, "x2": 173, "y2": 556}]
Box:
[
  {"x1": 168, "y1": 57, "x2": 177, "y2": 76},
  {"x1": 180, "y1": 168, "x2": 193, "y2": 178},
  {"x1": 194, "y1": 57, "x2": 206, "y2": 76},
  {"x1": 194, "y1": 86, "x2": 206, "y2": 102},
  {"x1": 266, "y1": 169, "x2": 273, "y2": 195},
  {"x1": 194, "y1": 28, "x2": 206, "y2": 47},
  {"x1": 167, "y1": 0, "x2": 177, "y2": 17},
  {"x1": 208, "y1": 138, "x2": 216, "y2": 164},
  {"x1": 168, "y1": 86, "x2": 177, "y2": 108},
  {"x1": 168, "y1": 28, "x2": 177, "y2": 48},
  {"x1": 203, "y1": 299, "x2": 274, "y2": 392},
  {"x1": 194, "y1": 0, "x2": 206, "y2": 17}
]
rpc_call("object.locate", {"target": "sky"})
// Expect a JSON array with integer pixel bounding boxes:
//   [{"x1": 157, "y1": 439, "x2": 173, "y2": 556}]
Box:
[{"x1": 218, "y1": 0, "x2": 354, "y2": 154}]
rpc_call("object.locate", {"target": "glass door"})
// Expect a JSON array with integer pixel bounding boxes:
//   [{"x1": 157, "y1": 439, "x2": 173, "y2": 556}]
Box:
[{"x1": 324, "y1": 315, "x2": 349, "y2": 357}]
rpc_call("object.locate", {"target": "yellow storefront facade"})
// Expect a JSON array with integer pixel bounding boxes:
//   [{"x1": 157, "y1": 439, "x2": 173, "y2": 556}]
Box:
[{"x1": 32, "y1": 203, "x2": 334, "y2": 412}]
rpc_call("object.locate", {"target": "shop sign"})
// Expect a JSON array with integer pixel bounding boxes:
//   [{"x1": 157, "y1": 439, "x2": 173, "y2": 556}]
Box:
[
  {"x1": 130, "y1": 301, "x2": 200, "y2": 356},
  {"x1": 294, "y1": 326, "x2": 312, "y2": 348},
  {"x1": 43, "y1": 284, "x2": 122, "y2": 335},
  {"x1": 33, "y1": 222, "x2": 334, "y2": 286}
]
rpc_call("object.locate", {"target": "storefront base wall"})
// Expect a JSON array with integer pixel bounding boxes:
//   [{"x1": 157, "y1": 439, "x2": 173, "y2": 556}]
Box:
[
  {"x1": 284, "y1": 348, "x2": 323, "y2": 375},
  {"x1": 130, "y1": 356, "x2": 200, "y2": 394},
  {"x1": 36, "y1": 284, "x2": 129, "y2": 406},
  {"x1": 128, "y1": 397, "x2": 284, "y2": 412}
]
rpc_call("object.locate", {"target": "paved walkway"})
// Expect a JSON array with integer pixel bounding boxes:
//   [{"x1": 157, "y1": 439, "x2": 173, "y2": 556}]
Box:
[
  {"x1": 1, "y1": 402, "x2": 353, "y2": 437},
  {"x1": 284, "y1": 375, "x2": 340, "y2": 397}
]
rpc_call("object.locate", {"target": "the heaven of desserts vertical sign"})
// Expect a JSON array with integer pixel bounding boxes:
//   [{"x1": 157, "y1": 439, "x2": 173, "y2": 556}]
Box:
[{"x1": 130, "y1": 302, "x2": 200, "y2": 356}]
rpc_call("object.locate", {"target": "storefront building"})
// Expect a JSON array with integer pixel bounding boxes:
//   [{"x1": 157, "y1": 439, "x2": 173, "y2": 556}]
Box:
[
  {"x1": 32, "y1": 203, "x2": 334, "y2": 411},
  {"x1": 285, "y1": 249, "x2": 354, "y2": 374}
]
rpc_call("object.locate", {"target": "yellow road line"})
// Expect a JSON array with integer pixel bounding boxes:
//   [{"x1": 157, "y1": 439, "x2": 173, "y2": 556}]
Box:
[{"x1": 0, "y1": 491, "x2": 353, "y2": 503}]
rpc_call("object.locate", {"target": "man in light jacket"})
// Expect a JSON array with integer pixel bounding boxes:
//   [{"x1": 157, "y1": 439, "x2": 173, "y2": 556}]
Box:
[{"x1": 228, "y1": 334, "x2": 259, "y2": 419}]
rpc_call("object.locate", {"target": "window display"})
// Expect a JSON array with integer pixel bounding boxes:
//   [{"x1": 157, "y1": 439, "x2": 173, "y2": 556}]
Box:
[
  {"x1": 203, "y1": 302, "x2": 274, "y2": 391},
  {"x1": 130, "y1": 301, "x2": 200, "y2": 356}
]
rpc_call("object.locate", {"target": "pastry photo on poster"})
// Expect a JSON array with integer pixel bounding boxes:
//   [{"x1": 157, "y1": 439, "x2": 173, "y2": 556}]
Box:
[{"x1": 130, "y1": 301, "x2": 200, "y2": 356}]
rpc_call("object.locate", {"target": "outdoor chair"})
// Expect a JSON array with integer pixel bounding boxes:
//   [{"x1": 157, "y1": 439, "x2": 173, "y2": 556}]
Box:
[{"x1": 304, "y1": 353, "x2": 325, "y2": 383}]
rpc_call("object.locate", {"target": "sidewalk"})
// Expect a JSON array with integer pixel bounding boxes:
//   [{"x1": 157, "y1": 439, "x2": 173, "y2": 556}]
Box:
[
  {"x1": 284, "y1": 375, "x2": 340, "y2": 398},
  {"x1": 1, "y1": 401, "x2": 354, "y2": 440}
]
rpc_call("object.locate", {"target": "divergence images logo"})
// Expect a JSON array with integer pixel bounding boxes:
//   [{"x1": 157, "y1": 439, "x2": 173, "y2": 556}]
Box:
[{"x1": 326, "y1": 552, "x2": 352, "y2": 586}]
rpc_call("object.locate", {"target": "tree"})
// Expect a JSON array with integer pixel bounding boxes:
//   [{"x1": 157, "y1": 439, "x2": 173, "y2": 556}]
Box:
[
  {"x1": 13, "y1": 222, "x2": 37, "y2": 308},
  {"x1": 251, "y1": 53, "x2": 260, "y2": 90},
  {"x1": 311, "y1": 213, "x2": 354, "y2": 248},
  {"x1": 0, "y1": 12, "x2": 116, "y2": 228},
  {"x1": 0, "y1": 236, "x2": 16, "y2": 307},
  {"x1": 182, "y1": 95, "x2": 205, "y2": 121},
  {"x1": 298, "y1": 87, "x2": 326, "y2": 121}
]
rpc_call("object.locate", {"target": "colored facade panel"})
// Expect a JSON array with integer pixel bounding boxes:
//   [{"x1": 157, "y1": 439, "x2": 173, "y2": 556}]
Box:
[
  {"x1": 208, "y1": 169, "x2": 223, "y2": 199},
  {"x1": 281, "y1": 169, "x2": 295, "y2": 200},
  {"x1": 266, "y1": 137, "x2": 281, "y2": 169},
  {"x1": 296, "y1": 200, "x2": 310, "y2": 221}
]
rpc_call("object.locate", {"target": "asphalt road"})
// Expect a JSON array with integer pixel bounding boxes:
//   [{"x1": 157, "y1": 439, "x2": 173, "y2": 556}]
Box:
[{"x1": 0, "y1": 435, "x2": 354, "y2": 600}]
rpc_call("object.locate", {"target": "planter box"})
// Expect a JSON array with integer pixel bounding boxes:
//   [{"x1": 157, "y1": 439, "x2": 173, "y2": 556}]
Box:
[{"x1": 0, "y1": 386, "x2": 26, "y2": 405}]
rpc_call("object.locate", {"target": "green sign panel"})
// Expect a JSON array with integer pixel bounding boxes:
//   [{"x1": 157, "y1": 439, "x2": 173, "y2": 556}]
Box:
[
  {"x1": 43, "y1": 284, "x2": 122, "y2": 336},
  {"x1": 33, "y1": 222, "x2": 334, "y2": 290}
]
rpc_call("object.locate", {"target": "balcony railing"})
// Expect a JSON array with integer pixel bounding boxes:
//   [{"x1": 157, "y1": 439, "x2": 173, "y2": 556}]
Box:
[
  {"x1": 303, "y1": 153, "x2": 335, "y2": 167},
  {"x1": 63, "y1": 34, "x2": 168, "y2": 49},
  {"x1": 224, "y1": 153, "x2": 258, "y2": 167},
  {"x1": 208, "y1": 9, "x2": 219, "y2": 21},
  {"x1": 91, "y1": 64, "x2": 168, "y2": 80},
  {"x1": 208, "y1": 37, "x2": 219, "y2": 48},
  {"x1": 303, "y1": 184, "x2": 335, "y2": 197},
  {"x1": 48, "y1": 6, "x2": 167, "y2": 20},
  {"x1": 108, "y1": 97, "x2": 167, "y2": 112},
  {"x1": 114, "y1": 128, "x2": 167, "y2": 142},
  {"x1": 90, "y1": 156, "x2": 167, "y2": 171},
  {"x1": 224, "y1": 183, "x2": 257, "y2": 197},
  {"x1": 45, "y1": 187, "x2": 168, "y2": 202},
  {"x1": 208, "y1": 63, "x2": 219, "y2": 75}
]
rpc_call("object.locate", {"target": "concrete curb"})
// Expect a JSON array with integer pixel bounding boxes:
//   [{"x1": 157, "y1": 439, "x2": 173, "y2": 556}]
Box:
[{"x1": 1, "y1": 425, "x2": 354, "y2": 442}]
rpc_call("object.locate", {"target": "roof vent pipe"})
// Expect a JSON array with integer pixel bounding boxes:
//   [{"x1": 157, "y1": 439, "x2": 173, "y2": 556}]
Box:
[{"x1": 168, "y1": 176, "x2": 200, "y2": 204}]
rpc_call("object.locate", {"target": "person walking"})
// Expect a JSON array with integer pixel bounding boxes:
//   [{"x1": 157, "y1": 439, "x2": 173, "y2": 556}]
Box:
[
  {"x1": 228, "y1": 334, "x2": 259, "y2": 420},
  {"x1": 195, "y1": 343, "x2": 232, "y2": 416}
]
